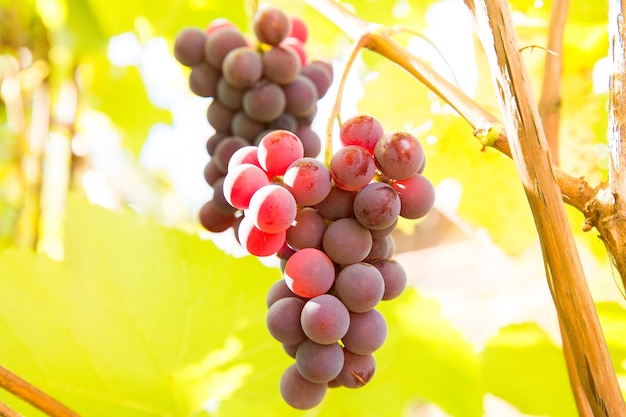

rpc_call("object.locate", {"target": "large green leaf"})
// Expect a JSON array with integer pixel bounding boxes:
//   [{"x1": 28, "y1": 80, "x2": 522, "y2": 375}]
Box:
[
  {"x1": 0, "y1": 195, "x2": 281, "y2": 416},
  {"x1": 481, "y1": 323, "x2": 578, "y2": 417}
]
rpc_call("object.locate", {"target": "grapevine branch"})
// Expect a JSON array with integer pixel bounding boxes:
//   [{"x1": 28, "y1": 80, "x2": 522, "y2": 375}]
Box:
[{"x1": 0, "y1": 365, "x2": 82, "y2": 417}]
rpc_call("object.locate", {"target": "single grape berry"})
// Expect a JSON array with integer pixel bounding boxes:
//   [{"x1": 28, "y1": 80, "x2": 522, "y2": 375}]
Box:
[
  {"x1": 253, "y1": 5, "x2": 291, "y2": 46},
  {"x1": 283, "y1": 248, "x2": 335, "y2": 298},
  {"x1": 340, "y1": 115, "x2": 384, "y2": 153},
  {"x1": 374, "y1": 131, "x2": 425, "y2": 180},
  {"x1": 353, "y1": 182, "x2": 401, "y2": 230},
  {"x1": 280, "y1": 364, "x2": 327, "y2": 410}
]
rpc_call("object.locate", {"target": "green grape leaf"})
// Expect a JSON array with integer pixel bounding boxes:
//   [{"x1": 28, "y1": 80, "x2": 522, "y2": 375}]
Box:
[
  {"x1": 83, "y1": 58, "x2": 172, "y2": 156},
  {"x1": 0, "y1": 194, "x2": 281, "y2": 417},
  {"x1": 481, "y1": 322, "x2": 578, "y2": 417},
  {"x1": 81, "y1": 0, "x2": 247, "y2": 40}
]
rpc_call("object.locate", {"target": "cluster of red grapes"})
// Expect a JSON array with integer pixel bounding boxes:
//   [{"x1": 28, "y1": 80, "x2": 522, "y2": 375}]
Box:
[
  {"x1": 173, "y1": 4, "x2": 435, "y2": 411},
  {"x1": 172, "y1": 5, "x2": 333, "y2": 232},
  {"x1": 214, "y1": 115, "x2": 434, "y2": 409}
]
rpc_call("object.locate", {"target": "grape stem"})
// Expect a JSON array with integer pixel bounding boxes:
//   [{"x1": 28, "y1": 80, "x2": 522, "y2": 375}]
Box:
[
  {"x1": 324, "y1": 33, "x2": 373, "y2": 166},
  {"x1": 0, "y1": 365, "x2": 82, "y2": 417}
]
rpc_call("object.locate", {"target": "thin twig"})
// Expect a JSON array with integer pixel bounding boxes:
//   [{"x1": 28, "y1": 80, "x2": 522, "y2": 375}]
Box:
[
  {"x1": 538, "y1": 0, "x2": 570, "y2": 166},
  {"x1": 325, "y1": 33, "x2": 372, "y2": 165},
  {"x1": 0, "y1": 400, "x2": 23, "y2": 417},
  {"x1": 0, "y1": 365, "x2": 82, "y2": 417}
]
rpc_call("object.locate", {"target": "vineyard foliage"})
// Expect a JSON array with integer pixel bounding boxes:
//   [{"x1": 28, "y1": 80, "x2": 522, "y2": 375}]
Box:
[{"x1": 0, "y1": 0, "x2": 624, "y2": 416}]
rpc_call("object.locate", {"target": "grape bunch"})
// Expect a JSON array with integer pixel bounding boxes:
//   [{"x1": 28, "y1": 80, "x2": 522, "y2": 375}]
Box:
[
  {"x1": 209, "y1": 113, "x2": 435, "y2": 409},
  {"x1": 172, "y1": 5, "x2": 333, "y2": 232}
]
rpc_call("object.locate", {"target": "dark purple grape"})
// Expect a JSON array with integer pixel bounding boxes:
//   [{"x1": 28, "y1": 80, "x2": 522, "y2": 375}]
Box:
[
  {"x1": 198, "y1": 200, "x2": 235, "y2": 233},
  {"x1": 301, "y1": 60, "x2": 333, "y2": 98},
  {"x1": 173, "y1": 27, "x2": 207, "y2": 66},
  {"x1": 216, "y1": 77, "x2": 245, "y2": 110},
  {"x1": 212, "y1": 135, "x2": 249, "y2": 172},
  {"x1": 296, "y1": 339, "x2": 344, "y2": 383},
  {"x1": 283, "y1": 75, "x2": 318, "y2": 117},
  {"x1": 353, "y1": 182, "x2": 401, "y2": 230},
  {"x1": 266, "y1": 297, "x2": 307, "y2": 345},
  {"x1": 204, "y1": 26, "x2": 247, "y2": 69},
  {"x1": 243, "y1": 80, "x2": 286, "y2": 122},
  {"x1": 206, "y1": 99, "x2": 236, "y2": 133},
  {"x1": 371, "y1": 258, "x2": 407, "y2": 300},
  {"x1": 322, "y1": 217, "x2": 372, "y2": 265},
  {"x1": 341, "y1": 309, "x2": 387, "y2": 355},
  {"x1": 263, "y1": 45, "x2": 301, "y2": 85},
  {"x1": 266, "y1": 279, "x2": 302, "y2": 308},
  {"x1": 188, "y1": 63, "x2": 220, "y2": 97},
  {"x1": 230, "y1": 111, "x2": 266, "y2": 142},
  {"x1": 295, "y1": 124, "x2": 322, "y2": 158},
  {"x1": 300, "y1": 294, "x2": 350, "y2": 345},
  {"x1": 280, "y1": 364, "x2": 327, "y2": 410},
  {"x1": 374, "y1": 131, "x2": 425, "y2": 180},
  {"x1": 334, "y1": 262, "x2": 384, "y2": 313},
  {"x1": 286, "y1": 207, "x2": 327, "y2": 250},
  {"x1": 253, "y1": 5, "x2": 291, "y2": 46},
  {"x1": 335, "y1": 349, "x2": 376, "y2": 389},
  {"x1": 315, "y1": 185, "x2": 356, "y2": 221},
  {"x1": 222, "y1": 46, "x2": 263, "y2": 88}
]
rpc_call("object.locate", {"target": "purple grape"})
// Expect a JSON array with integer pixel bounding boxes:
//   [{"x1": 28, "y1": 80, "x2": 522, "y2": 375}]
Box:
[
  {"x1": 266, "y1": 297, "x2": 307, "y2": 345},
  {"x1": 374, "y1": 131, "x2": 425, "y2": 180},
  {"x1": 334, "y1": 262, "x2": 384, "y2": 313},
  {"x1": 353, "y1": 182, "x2": 401, "y2": 230},
  {"x1": 296, "y1": 339, "x2": 344, "y2": 383},
  {"x1": 335, "y1": 349, "x2": 376, "y2": 388},
  {"x1": 301, "y1": 294, "x2": 350, "y2": 345},
  {"x1": 322, "y1": 217, "x2": 372, "y2": 265},
  {"x1": 280, "y1": 364, "x2": 327, "y2": 410},
  {"x1": 341, "y1": 309, "x2": 387, "y2": 355}
]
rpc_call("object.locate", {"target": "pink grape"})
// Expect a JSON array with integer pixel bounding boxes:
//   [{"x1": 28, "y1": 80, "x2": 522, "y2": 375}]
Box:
[
  {"x1": 237, "y1": 215, "x2": 285, "y2": 257},
  {"x1": 391, "y1": 173, "x2": 436, "y2": 219},
  {"x1": 257, "y1": 130, "x2": 304, "y2": 177},
  {"x1": 283, "y1": 157, "x2": 332, "y2": 206},
  {"x1": 284, "y1": 248, "x2": 335, "y2": 298},
  {"x1": 246, "y1": 184, "x2": 297, "y2": 234},
  {"x1": 223, "y1": 164, "x2": 269, "y2": 210},
  {"x1": 340, "y1": 115, "x2": 384, "y2": 153},
  {"x1": 374, "y1": 131, "x2": 425, "y2": 180},
  {"x1": 329, "y1": 145, "x2": 376, "y2": 191}
]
